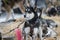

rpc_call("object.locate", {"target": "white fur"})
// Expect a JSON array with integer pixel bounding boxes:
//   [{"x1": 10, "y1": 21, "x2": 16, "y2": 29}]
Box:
[
  {"x1": 49, "y1": 25, "x2": 53, "y2": 28},
  {"x1": 26, "y1": 12, "x2": 34, "y2": 20},
  {"x1": 24, "y1": 27, "x2": 30, "y2": 34},
  {"x1": 37, "y1": 12, "x2": 40, "y2": 17},
  {"x1": 24, "y1": 27, "x2": 30, "y2": 40},
  {"x1": 30, "y1": 36, "x2": 33, "y2": 40},
  {"x1": 39, "y1": 27, "x2": 44, "y2": 40},
  {"x1": 33, "y1": 28, "x2": 39, "y2": 40},
  {"x1": 33, "y1": 28, "x2": 39, "y2": 35}
]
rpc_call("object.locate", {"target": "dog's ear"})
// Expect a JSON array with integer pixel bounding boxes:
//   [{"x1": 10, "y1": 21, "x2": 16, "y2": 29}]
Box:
[{"x1": 30, "y1": 7, "x2": 35, "y2": 12}]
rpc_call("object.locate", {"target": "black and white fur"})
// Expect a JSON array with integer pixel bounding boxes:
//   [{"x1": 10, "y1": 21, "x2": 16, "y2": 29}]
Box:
[{"x1": 23, "y1": 6, "x2": 40, "y2": 40}]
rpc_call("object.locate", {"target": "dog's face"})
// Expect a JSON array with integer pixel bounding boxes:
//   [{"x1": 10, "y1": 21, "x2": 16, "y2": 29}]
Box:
[{"x1": 25, "y1": 7, "x2": 35, "y2": 20}]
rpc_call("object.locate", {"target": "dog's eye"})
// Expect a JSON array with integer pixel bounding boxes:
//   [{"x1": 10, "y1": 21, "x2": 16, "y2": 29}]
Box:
[{"x1": 26, "y1": 8, "x2": 30, "y2": 11}]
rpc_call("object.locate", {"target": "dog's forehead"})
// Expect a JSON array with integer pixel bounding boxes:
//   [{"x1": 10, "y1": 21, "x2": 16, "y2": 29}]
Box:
[{"x1": 26, "y1": 8, "x2": 30, "y2": 11}]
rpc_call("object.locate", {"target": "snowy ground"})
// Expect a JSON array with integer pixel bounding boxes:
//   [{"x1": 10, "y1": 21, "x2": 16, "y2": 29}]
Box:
[{"x1": 0, "y1": 13, "x2": 24, "y2": 22}]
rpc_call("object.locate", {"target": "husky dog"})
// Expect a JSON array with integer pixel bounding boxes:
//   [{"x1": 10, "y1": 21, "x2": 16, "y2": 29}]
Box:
[{"x1": 23, "y1": 6, "x2": 40, "y2": 40}]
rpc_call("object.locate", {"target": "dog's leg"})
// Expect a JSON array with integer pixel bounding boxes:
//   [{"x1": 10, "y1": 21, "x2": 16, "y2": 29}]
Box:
[
  {"x1": 33, "y1": 28, "x2": 39, "y2": 40},
  {"x1": 24, "y1": 27, "x2": 30, "y2": 40},
  {"x1": 39, "y1": 27, "x2": 44, "y2": 40},
  {"x1": 25, "y1": 35, "x2": 29, "y2": 40}
]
